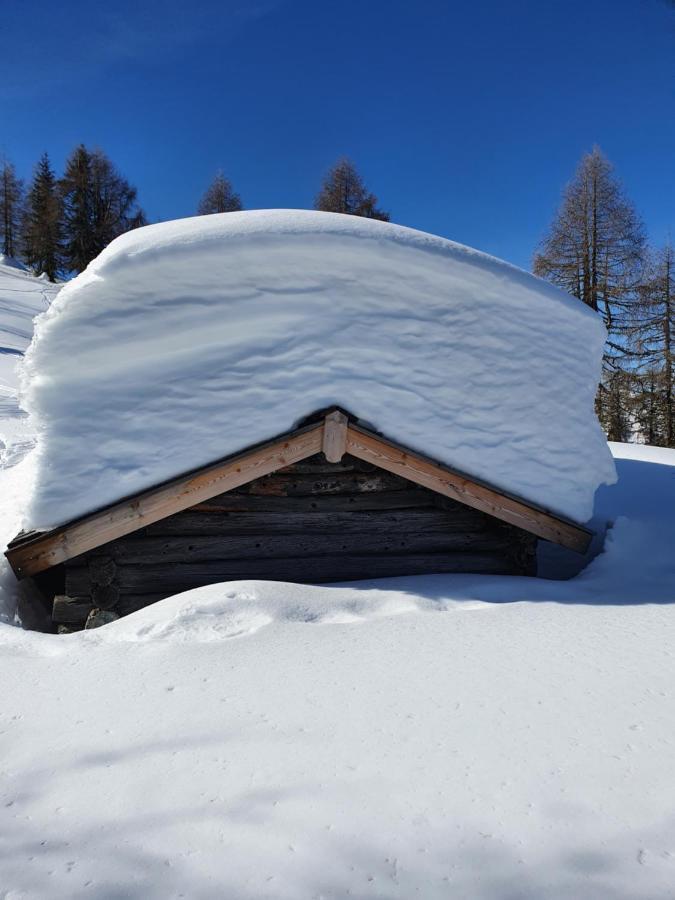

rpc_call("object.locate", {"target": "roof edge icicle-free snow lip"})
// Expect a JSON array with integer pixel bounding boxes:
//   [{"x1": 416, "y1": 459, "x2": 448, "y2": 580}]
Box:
[{"x1": 19, "y1": 209, "x2": 616, "y2": 531}]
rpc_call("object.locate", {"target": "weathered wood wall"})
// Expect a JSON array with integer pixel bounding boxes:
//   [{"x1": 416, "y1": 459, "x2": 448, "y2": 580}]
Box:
[{"x1": 56, "y1": 454, "x2": 537, "y2": 627}]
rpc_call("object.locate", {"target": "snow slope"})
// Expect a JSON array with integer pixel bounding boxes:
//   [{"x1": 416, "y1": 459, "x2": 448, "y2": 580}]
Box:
[
  {"x1": 0, "y1": 442, "x2": 673, "y2": 897},
  {"x1": 20, "y1": 210, "x2": 614, "y2": 529},
  {"x1": 0, "y1": 257, "x2": 59, "y2": 418},
  {"x1": 0, "y1": 258, "x2": 61, "y2": 470}
]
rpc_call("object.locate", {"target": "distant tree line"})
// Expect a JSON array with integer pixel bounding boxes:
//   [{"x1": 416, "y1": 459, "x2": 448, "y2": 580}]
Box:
[
  {"x1": 0, "y1": 147, "x2": 146, "y2": 281},
  {"x1": 4, "y1": 141, "x2": 669, "y2": 446},
  {"x1": 0, "y1": 151, "x2": 388, "y2": 282},
  {"x1": 534, "y1": 146, "x2": 674, "y2": 447}
]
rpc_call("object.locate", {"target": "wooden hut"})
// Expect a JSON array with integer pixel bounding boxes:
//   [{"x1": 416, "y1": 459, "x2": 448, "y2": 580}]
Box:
[{"x1": 5, "y1": 408, "x2": 591, "y2": 630}]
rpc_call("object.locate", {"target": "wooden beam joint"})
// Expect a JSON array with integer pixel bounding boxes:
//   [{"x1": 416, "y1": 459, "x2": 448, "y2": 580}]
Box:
[{"x1": 322, "y1": 410, "x2": 348, "y2": 463}]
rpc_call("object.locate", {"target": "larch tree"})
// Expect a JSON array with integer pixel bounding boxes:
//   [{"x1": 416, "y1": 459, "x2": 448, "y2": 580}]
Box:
[
  {"x1": 533, "y1": 147, "x2": 645, "y2": 438},
  {"x1": 88, "y1": 148, "x2": 146, "y2": 257},
  {"x1": 0, "y1": 160, "x2": 24, "y2": 259},
  {"x1": 314, "y1": 158, "x2": 389, "y2": 221},
  {"x1": 631, "y1": 244, "x2": 675, "y2": 446},
  {"x1": 60, "y1": 145, "x2": 146, "y2": 273},
  {"x1": 22, "y1": 153, "x2": 62, "y2": 281},
  {"x1": 198, "y1": 172, "x2": 242, "y2": 214}
]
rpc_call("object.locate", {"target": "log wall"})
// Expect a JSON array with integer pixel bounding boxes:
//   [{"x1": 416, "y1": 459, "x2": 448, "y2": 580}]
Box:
[{"x1": 56, "y1": 454, "x2": 537, "y2": 627}]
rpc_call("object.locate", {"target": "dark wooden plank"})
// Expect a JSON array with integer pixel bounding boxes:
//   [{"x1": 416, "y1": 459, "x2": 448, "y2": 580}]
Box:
[
  {"x1": 193, "y1": 489, "x2": 438, "y2": 513},
  {"x1": 83, "y1": 530, "x2": 513, "y2": 565},
  {"x1": 65, "y1": 568, "x2": 90, "y2": 599},
  {"x1": 275, "y1": 455, "x2": 376, "y2": 475},
  {"x1": 233, "y1": 451, "x2": 413, "y2": 496},
  {"x1": 67, "y1": 552, "x2": 520, "y2": 594},
  {"x1": 241, "y1": 470, "x2": 411, "y2": 497},
  {"x1": 142, "y1": 507, "x2": 495, "y2": 536}
]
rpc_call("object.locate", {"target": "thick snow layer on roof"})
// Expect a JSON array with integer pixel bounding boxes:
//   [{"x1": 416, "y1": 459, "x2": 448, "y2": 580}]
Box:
[{"x1": 20, "y1": 209, "x2": 615, "y2": 530}]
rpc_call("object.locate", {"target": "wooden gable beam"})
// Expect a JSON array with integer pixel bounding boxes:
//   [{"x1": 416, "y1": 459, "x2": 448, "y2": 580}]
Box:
[
  {"x1": 6, "y1": 421, "x2": 324, "y2": 578},
  {"x1": 5, "y1": 409, "x2": 592, "y2": 578},
  {"x1": 344, "y1": 423, "x2": 592, "y2": 553}
]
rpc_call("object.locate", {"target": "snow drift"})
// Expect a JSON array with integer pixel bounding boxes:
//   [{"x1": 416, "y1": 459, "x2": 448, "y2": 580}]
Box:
[{"x1": 20, "y1": 210, "x2": 614, "y2": 529}]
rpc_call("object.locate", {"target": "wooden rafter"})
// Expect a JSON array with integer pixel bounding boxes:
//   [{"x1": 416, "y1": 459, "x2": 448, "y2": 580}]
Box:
[
  {"x1": 345, "y1": 424, "x2": 591, "y2": 553},
  {"x1": 5, "y1": 409, "x2": 592, "y2": 578},
  {"x1": 6, "y1": 422, "x2": 324, "y2": 578}
]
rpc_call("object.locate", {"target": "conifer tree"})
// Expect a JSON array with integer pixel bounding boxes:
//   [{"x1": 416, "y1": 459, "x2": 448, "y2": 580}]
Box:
[
  {"x1": 22, "y1": 153, "x2": 62, "y2": 281},
  {"x1": 198, "y1": 172, "x2": 242, "y2": 214},
  {"x1": 0, "y1": 160, "x2": 24, "y2": 259},
  {"x1": 632, "y1": 369, "x2": 662, "y2": 446},
  {"x1": 314, "y1": 158, "x2": 389, "y2": 221},
  {"x1": 533, "y1": 147, "x2": 645, "y2": 434},
  {"x1": 603, "y1": 370, "x2": 632, "y2": 443},
  {"x1": 60, "y1": 145, "x2": 145, "y2": 273}
]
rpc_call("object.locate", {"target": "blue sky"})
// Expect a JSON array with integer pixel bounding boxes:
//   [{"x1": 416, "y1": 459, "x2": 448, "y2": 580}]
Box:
[{"x1": 2, "y1": 0, "x2": 674, "y2": 269}]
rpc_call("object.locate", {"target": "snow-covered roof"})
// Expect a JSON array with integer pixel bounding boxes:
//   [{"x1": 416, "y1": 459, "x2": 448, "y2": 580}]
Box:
[{"x1": 20, "y1": 209, "x2": 615, "y2": 530}]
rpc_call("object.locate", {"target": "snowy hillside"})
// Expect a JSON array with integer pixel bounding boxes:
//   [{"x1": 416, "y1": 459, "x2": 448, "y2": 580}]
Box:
[
  {"x1": 0, "y1": 258, "x2": 61, "y2": 463},
  {"x1": 0, "y1": 441, "x2": 674, "y2": 897}
]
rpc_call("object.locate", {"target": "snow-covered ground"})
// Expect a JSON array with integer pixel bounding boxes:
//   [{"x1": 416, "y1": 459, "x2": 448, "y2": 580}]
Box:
[{"x1": 0, "y1": 440, "x2": 674, "y2": 898}]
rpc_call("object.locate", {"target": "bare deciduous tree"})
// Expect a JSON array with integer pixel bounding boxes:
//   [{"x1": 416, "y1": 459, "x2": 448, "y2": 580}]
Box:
[
  {"x1": 60, "y1": 145, "x2": 146, "y2": 273},
  {"x1": 198, "y1": 172, "x2": 242, "y2": 215},
  {"x1": 631, "y1": 244, "x2": 675, "y2": 445},
  {"x1": 315, "y1": 158, "x2": 389, "y2": 221},
  {"x1": 533, "y1": 147, "x2": 645, "y2": 437}
]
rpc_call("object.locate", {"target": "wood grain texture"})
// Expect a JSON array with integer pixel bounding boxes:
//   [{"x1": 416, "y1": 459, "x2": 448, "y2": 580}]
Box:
[
  {"x1": 191, "y1": 488, "x2": 439, "y2": 513},
  {"x1": 72, "y1": 530, "x2": 512, "y2": 565},
  {"x1": 322, "y1": 410, "x2": 348, "y2": 462},
  {"x1": 67, "y1": 553, "x2": 520, "y2": 595},
  {"x1": 143, "y1": 506, "x2": 492, "y2": 537}
]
